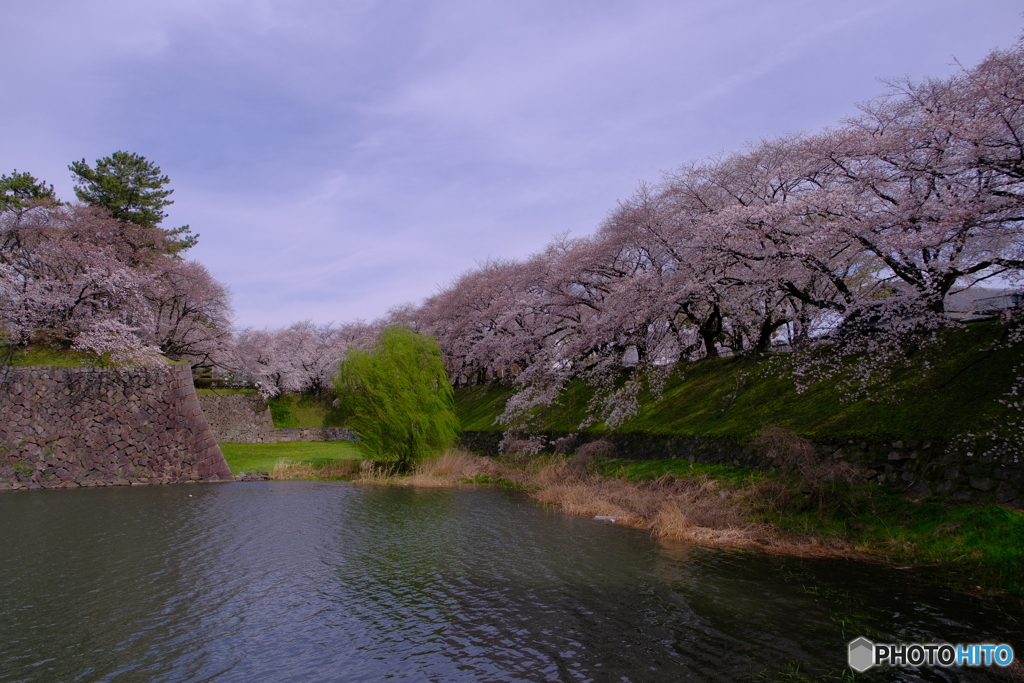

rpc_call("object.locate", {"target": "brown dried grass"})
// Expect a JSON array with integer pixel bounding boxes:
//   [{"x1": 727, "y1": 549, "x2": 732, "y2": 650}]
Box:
[
  {"x1": 406, "y1": 450, "x2": 504, "y2": 487},
  {"x1": 1007, "y1": 657, "x2": 1024, "y2": 683},
  {"x1": 349, "y1": 450, "x2": 505, "y2": 487},
  {"x1": 531, "y1": 470, "x2": 769, "y2": 548},
  {"x1": 575, "y1": 439, "x2": 616, "y2": 459},
  {"x1": 318, "y1": 447, "x2": 861, "y2": 559},
  {"x1": 562, "y1": 439, "x2": 613, "y2": 477},
  {"x1": 750, "y1": 425, "x2": 862, "y2": 484},
  {"x1": 271, "y1": 459, "x2": 361, "y2": 480},
  {"x1": 527, "y1": 459, "x2": 857, "y2": 557}
]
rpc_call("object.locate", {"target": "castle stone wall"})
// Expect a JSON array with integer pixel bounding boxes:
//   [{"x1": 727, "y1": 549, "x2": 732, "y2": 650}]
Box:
[
  {"x1": 195, "y1": 394, "x2": 354, "y2": 443},
  {"x1": 0, "y1": 364, "x2": 233, "y2": 491},
  {"x1": 196, "y1": 394, "x2": 276, "y2": 443}
]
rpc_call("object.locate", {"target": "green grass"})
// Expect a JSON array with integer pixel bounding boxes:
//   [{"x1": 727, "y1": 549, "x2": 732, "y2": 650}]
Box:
[
  {"x1": 267, "y1": 392, "x2": 348, "y2": 428},
  {"x1": 760, "y1": 481, "x2": 1024, "y2": 596},
  {"x1": 597, "y1": 456, "x2": 1024, "y2": 595},
  {"x1": 219, "y1": 441, "x2": 363, "y2": 474},
  {"x1": 2, "y1": 343, "x2": 107, "y2": 367},
  {"x1": 454, "y1": 322, "x2": 1024, "y2": 443},
  {"x1": 598, "y1": 458, "x2": 767, "y2": 485},
  {"x1": 0, "y1": 342, "x2": 183, "y2": 367},
  {"x1": 453, "y1": 383, "x2": 516, "y2": 431}
]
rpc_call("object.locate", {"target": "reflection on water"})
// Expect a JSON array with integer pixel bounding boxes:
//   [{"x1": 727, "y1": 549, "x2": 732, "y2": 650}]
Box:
[{"x1": 0, "y1": 482, "x2": 1019, "y2": 682}]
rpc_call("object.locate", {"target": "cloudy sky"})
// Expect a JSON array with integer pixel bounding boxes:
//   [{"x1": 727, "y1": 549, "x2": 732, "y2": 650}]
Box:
[{"x1": 3, "y1": 1, "x2": 1022, "y2": 328}]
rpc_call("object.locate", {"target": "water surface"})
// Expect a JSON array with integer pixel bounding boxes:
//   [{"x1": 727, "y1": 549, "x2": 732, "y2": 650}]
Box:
[{"x1": 0, "y1": 482, "x2": 1019, "y2": 681}]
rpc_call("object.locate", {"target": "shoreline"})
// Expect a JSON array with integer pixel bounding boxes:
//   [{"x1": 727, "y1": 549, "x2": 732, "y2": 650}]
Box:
[
  {"x1": 240, "y1": 447, "x2": 1024, "y2": 599},
  {"x1": 268, "y1": 453, "x2": 955, "y2": 568}
]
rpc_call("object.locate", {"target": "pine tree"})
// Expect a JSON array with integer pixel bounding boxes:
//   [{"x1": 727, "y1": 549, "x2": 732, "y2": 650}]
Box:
[
  {"x1": 0, "y1": 170, "x2": 57, "y2": 213},
  {"x1": 69, "y1": 151, "x2": 198, "y2": 254}
]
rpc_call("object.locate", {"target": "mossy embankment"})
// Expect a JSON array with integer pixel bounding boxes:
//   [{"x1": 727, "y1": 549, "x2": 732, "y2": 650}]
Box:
[
  {"x1": 2, "y1": 344, "x2": 103, "y2": 367},
  {"x1": 455, "y1": 321, "x2": 1024, "y2": 443},
  {"x1": 602, "y1": 458, "x2": 1024, "y2": 597},
  {"x1": 266, "y1": 392, "x2": 348, "y2": 428},
  {"x1": 0, "y1": 342, "x2": 181, "y2": 367}
]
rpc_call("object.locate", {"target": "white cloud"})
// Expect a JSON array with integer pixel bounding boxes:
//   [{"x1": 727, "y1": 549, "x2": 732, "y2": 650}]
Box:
[{"x1": 3, "y1": 0, "x2": 1022, "y2": 326}]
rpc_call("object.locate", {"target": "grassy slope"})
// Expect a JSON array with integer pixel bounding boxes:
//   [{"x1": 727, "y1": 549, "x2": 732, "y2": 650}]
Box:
[
  {"x1": 3, "y1": 343, "x2": 113, "y2": 367},
  {"x1": 219, "y1": 441, "x2": 363, "y2": 474},
  {"x1": 455, "y1": 383, "x2": 517, "y2": 431},
  {"x1": 455, "y1": 322, "x2": 1023, "y2": 442},
  {"x1": 602, "y1": 458, "x2": 1024, "y2": 595},
  {"x1": 1, "y1": 343, "x2": 183, "y2": 367},
  {"x1": 267, "y1": 393, "x2": 348, "y2": 428}
]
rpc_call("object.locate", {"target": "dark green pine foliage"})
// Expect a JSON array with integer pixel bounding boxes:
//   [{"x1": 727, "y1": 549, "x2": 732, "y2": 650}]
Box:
[
  {"x1": 334, "y1": 326, "x2": 461, "y2": 470},
  {"x1": 69, "y1": 151, "x2": 198, "y2": 254},
  {"x1": 0, "y1": 170, "x2": 57, "y2": 212}
]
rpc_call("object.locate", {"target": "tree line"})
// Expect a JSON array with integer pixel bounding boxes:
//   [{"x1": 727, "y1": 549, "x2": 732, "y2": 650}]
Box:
[
  {"x1": 405, "y1": 36, "x2": 1024, "y2": 427},
  {"x1": 4, "y1": 35, "x2": 1024, "y2": 435}
]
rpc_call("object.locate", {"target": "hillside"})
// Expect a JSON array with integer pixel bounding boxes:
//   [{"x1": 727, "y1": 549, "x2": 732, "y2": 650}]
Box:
[{"x1": 455, "y1": 321, "x2": 1024, "y2": 444}]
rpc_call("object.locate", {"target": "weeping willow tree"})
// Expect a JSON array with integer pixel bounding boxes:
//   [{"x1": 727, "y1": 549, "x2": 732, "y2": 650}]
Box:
[{"x1": 334, "y1": 326, "x2": 460, "y2": 469}]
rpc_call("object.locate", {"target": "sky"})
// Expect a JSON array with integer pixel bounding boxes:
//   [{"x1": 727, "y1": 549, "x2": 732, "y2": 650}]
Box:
[{"x1": 3, "y1": 1, "x2": 1022, "y2": 328}]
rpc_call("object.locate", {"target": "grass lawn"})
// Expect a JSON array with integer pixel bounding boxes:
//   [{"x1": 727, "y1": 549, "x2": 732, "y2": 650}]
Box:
[
  {"x1": 1, "y1": 342, "x2": 184, "y2": 367},
  {"x1": 597, "y1": 457, "x2": 1024, "y2": 595},
  {"x1": 1, "y1": 343, "x2": 139, "y2": 367},
  {"x1": 267, "y1": 393, "x2": 348, "y2": 428},
  {"x1": 220, "y1": 441, "x2": 364, "y2": 474},
  {"x1": 599, "y1": 458, "x2": 766, "y2": 485},
  {"x1": 764, "y1": 483, "x2": 1024, "y2": 596}
]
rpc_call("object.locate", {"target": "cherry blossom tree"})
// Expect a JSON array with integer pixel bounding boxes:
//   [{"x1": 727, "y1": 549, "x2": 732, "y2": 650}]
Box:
[
  {"x1": 1, "y1": 200, "x2": 232, "y2": 367},
  {"x1": 216, "y1": 34, "x2": 1024, "y2": 423},
  {"x1": 223, "y1": 320, "x2": 379, "y2": 397},
  {"x1": 144, "y1": 258, "x2": 232, "y2": 366}
]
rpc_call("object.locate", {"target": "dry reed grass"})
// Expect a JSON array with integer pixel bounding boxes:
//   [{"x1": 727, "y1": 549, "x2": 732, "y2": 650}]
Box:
[
  {"x1": 348, "y1": 450, "x2": 505, "y2": 488},
  {"x1": 1007, "y1": 657, "x2": 1024, "y2": 682},
  {"x1": 292, "y1": 444, "x2": 863, "y2": 559},
  {"x1": 532, "y1": 466, "x2": 786, "y2": 551},
  {"x1": 749, "y1": 425, "x2": 862, "y2": 484},
  {"x1": 521, "y1": 457, "x2": 859, "y2": 557},
  {"x1": 271, "y1": 459, "x2": 361, "y2": 480},
  {"x1": 406, "y1": 450, "x2": 505, "y2": 487},
  {"x1": 354, "y1": 459, "x2": 402, "y2": 483},
  {"x1": 748, "y1": 426, "x2": 867, "y2": 523},
  {"x1": 574, "y1": 439, "x2": 616, "y2": 460}
]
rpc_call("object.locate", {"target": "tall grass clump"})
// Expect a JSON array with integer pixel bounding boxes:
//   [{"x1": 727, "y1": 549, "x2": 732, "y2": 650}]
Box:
[{"x1": 334, "y1": 326, "x2": 460, "y2": 470}]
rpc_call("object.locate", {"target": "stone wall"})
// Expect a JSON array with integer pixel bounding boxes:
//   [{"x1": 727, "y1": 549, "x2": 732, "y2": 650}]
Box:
[
  {"x1": 460, "y1": 430, "x2": 1024, "y2": 507},
  {"x1": 814, "y1": 437, "x2": 1023, "y2": 507},
  {"x1": 195, "y1": 394, "x2": 354, "y2": 443},
  {"x1": 0, "y1": 364, "x2": 234, "y2": 491},
  {"x1": 196, "y1": 394, "x2": 276, "y2": 443},
  {"x1": 270, "y1": 427, "x2": 354, "y2": 442}
]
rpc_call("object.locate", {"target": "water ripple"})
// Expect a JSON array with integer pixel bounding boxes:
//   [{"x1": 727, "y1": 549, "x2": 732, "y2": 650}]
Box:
[{"x1": 0, "y1": 483, "x2": 1019, "y2": 682}]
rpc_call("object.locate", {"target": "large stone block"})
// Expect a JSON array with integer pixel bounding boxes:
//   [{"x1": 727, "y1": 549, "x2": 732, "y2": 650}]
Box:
[{"x1": 0, "y1": 365, "x2": 233, "y2": 490}]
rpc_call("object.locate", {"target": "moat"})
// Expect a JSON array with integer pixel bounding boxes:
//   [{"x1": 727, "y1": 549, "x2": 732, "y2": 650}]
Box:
[{"x1": 0, "y1": 482, "x2": 1019, "y2": 682}]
